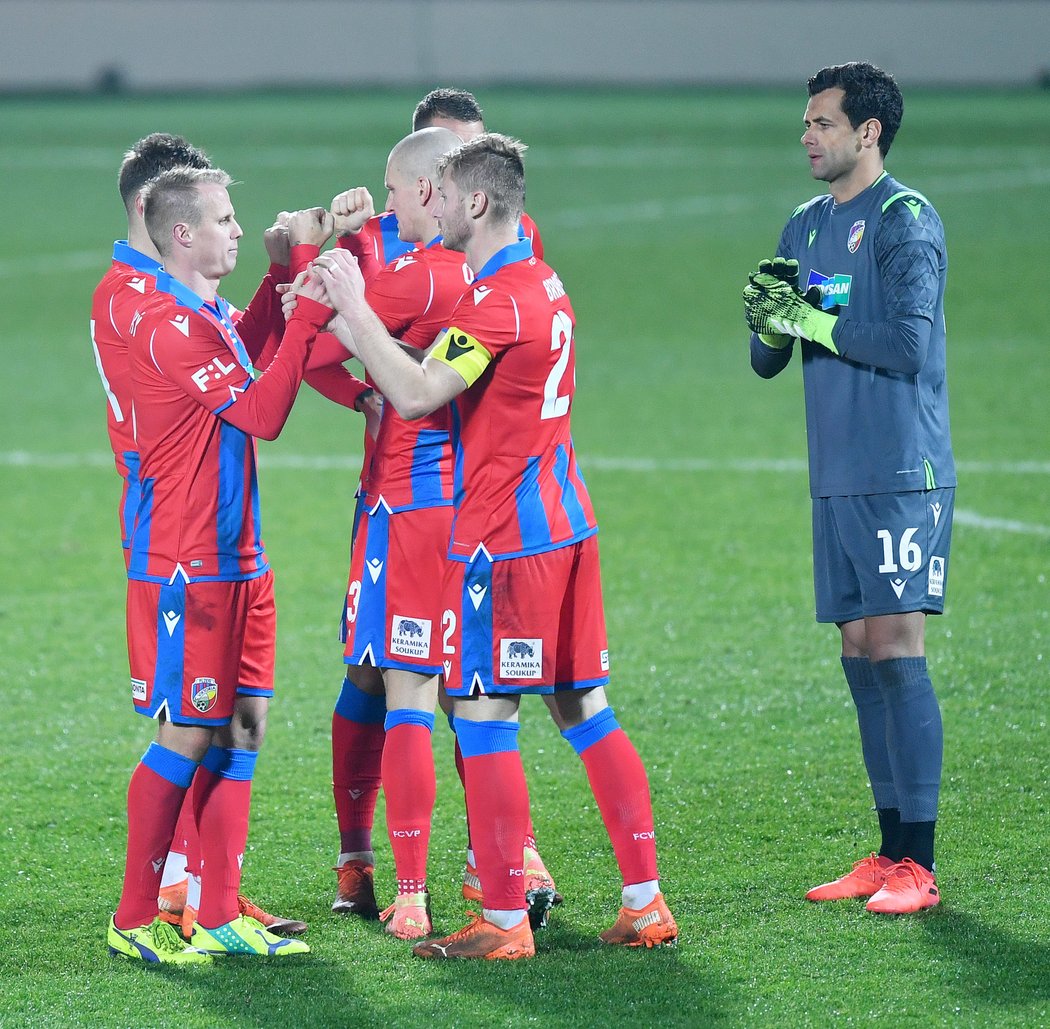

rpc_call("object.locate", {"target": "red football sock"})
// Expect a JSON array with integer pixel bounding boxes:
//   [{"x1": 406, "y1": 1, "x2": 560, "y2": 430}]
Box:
[
  {"x1": 455, "y1": 735, "x2": 535, "y2": 852},
  {"x1": 463, "y1": 751, "x2": 530, "y2": 909},
  {"x1": 382, "y1": 723, "x2": 436, "y2": 892},
  {"x1": 578, "y1": 729, "x2": 658, "y2": 886},
  {"x1": 114, "y1": 763, "x2": 187, "y2": 929},
  {"x1": 193, "y1": 766, "x2": 251, "y2": 928},
  {"x1": 332, "y1": 711, "x2": 384, "y2": 854}
]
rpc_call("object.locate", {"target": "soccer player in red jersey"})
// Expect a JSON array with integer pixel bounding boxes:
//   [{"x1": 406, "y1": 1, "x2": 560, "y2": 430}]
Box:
[
  {"x1": 107, "y1": 166, "x2": 331, "y2": 962},
  {"x1": 332, "y1": 88, "x2": 542, "y2": 282},
  {"x1": 92, "y1": 134, "x2": 309, "y2": 944},
  {"x1": 313, "y1": 135, "x2": 678, "y2": 960},
  {"x1": 314, "y1": 131, "x2": 561, "y2": 932}
]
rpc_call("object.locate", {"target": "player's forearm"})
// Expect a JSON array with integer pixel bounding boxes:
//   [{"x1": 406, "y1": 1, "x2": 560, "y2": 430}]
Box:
[
  {"x1": 337, "y1": 231, "x2": 384, "y2": 283},
  {"x1": 750, "y1": 332, "x2": 793, "y2": 378},
  {"x1": 342, "y1": 303, "x2": 440, "y2": 420},
  {"x1": 307, "y1": 329, "x2": 354, "y2": 369},
  {"x1": 304, "y1": 363, "x2": 370, "y2": 411},
  {"x1": 235, "y1": 270, "x2": 287, "y2": 363},
  {"x1": 221, "y1": 299, "x2": 330, "y2": 440},
  {"x1": 832, "y1": 313, "x2": 932, "y2": 375},
  {"x1": 290, "y1": 243, "x2": 320, "y2": 279}
]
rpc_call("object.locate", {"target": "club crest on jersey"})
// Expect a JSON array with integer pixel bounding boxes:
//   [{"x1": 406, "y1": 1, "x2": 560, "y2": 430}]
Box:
[
  {"x1": 847, "y1": 220, "x2": 865, "y2": 253},
  {"x1": 190, "y1": 677, "x2": 218, "y2": 713},
  {"x1": 806, "y1": 269, "x2": 853, "y2": 309},
  {"x1": 928, "y1": 556, "x2": 945, "y2": 597},
  {"x1": 499, "y1": 638, "x2": 542, "y2": 680},
  {"x1": 390, "y1": 614, "x2": 432, "y2": 659}
]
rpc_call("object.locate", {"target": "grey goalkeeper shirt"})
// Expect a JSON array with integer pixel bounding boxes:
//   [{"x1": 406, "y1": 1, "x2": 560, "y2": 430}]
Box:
[{"x1": 750, "y1": 171, "x2": 956, "y2": 499}]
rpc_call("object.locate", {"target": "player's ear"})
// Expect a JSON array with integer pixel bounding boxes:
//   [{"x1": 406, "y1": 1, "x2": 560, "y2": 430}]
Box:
[
  {"x1": 418, "y1": 177, "x2": 432, "y2": 205},
  {"x1": 172, "y1": 221, "x2": 193, "y2": 250},
  {"x1": 469, "y1": 189, "x2": 488, "y2": 219},
  {"x1": 861, "y1": 118, "x2": 882, "y2": 151}
]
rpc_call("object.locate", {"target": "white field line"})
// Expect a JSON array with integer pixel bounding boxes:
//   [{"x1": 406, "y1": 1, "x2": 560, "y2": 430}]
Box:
[{"x1": 3, "y1": 450, "x2": 1048, "y2": 536}]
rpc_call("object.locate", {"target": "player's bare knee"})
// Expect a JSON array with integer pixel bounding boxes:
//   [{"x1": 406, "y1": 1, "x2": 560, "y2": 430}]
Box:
[{"x1": 546, "y1": 685, "x2": 609, "y2": 731}]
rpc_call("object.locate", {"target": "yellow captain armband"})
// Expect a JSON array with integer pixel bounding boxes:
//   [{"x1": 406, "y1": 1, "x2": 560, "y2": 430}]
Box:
[{"x1": 427, "y1": 326, "x2": 493, "y2": 387}]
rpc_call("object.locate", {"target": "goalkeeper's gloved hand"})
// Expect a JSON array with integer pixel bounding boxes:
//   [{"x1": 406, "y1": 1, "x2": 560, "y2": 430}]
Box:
[
  {"x1": 743, "y1": 276, "x2": 839, "y2": 354},
  {"x1": 757, "y1": 257, "x2": 799, "y2": 290},
  {"x1": 745, "y1": 259, "x2": 800, "y2": 348}
]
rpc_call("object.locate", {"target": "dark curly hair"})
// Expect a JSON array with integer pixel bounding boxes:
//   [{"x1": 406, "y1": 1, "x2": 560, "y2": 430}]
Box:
[{"x1": 808, "y1": 62, "x2": 903, "y2": 157}]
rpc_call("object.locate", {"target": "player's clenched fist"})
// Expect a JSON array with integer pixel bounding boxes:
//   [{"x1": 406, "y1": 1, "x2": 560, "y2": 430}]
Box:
[
  {"x1": 263, "y1": 212, "x2": 292, "y2": 266},
  {"x1": 287, "y1": 207, "x2": 335, "y2": 248},
  {"x1": 330, "y1": 187, "x2": 375, "y2": 237}
]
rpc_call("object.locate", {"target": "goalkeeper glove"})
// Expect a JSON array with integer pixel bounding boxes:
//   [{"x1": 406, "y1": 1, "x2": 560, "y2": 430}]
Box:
[
  {"x1": 756, "y1": 257, "x2": 799, "y2": 290},
  {"x1": 743, "y1": 277, "x2": 839, "y2": 354},
  {"x1": 746, "y1": 259, "x2": 800, "y2": 348}
]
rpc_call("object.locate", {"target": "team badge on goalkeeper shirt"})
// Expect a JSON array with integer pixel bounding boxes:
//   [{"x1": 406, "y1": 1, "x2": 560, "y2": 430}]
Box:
[
  {"x1": 847, "y1": 220, "x2": 865, "y2": 253},
  {"x1": 191, "y1": 677, "x2": 219, "y2": 713}
]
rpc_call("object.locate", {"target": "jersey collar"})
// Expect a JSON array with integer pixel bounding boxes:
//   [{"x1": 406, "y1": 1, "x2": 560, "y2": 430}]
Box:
[
  {"x1": 154, "y1": 271, "x2": 251, "y2": 371},
  {"x1": 473, "y1": 238, "x2": 534, "y2": 282},
  {"x1": 112, "y1": 240, "x2": 161, "y2": 275}
]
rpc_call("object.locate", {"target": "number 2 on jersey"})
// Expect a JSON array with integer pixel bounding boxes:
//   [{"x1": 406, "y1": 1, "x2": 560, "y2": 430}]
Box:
[{"x1": 541, "y1": 310, "x2": 573, "y2": 420}]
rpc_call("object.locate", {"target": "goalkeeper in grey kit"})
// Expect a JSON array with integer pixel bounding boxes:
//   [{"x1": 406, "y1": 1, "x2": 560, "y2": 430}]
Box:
[{"x1": 743, "y1": 61, "x2": 954, "y2": 915}]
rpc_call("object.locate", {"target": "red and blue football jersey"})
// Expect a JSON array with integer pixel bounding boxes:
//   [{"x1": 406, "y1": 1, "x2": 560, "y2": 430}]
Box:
[
  {"x1": 91, "y1": 242, "x2": 288, "y2": 553},
  {"x1": 429, "y1": 239, "x2": 597, "y2": 561},
  {"x1": 341, "y1": 211, "x2": 544, "y2": 284},
  {"x1": 90, "y1": 242, "x2": 162, "y2": 549},
  {"x1": 127, "y1": 271, "x2": 328, "y2": 583},
  {"x1": 361, "y1": 239, "x2": 474, "y2": 510}
]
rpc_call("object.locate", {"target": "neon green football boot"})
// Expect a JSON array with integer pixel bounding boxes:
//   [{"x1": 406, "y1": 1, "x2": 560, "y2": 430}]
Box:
[
  {"x1": 190, "y1": 914, "x2": 310, "y2": 956},
  {"x1": 108, "y1": 915, "x2": 213, "y2": 964}
]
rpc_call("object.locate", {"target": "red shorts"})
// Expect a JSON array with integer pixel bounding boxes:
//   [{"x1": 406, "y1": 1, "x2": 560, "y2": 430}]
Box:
[
  {"x1": 442, "y1": 534, "x2": 610, "y2": 696},
  {"x1": 343, "y1": 503, "x2": 453, "y2": 674},
  {"x1": 126, "y1": 570, "x2": 276, "y2": 726}
]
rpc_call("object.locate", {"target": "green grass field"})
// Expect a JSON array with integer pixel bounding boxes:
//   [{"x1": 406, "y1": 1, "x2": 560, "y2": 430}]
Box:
[{"x1": 1, "y1": 87, "x2": 1048, "y2": 1027}]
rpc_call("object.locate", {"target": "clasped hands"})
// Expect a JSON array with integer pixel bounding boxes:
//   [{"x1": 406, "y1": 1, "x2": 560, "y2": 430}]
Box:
[{"x1": 742, "y1": 258, "x2": 839, "y2": 353}]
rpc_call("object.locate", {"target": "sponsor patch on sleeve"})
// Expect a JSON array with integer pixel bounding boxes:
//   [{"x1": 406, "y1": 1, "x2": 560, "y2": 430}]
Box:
[{"x1": 428, "y1": 327, "x2": 492, "y2": 387}]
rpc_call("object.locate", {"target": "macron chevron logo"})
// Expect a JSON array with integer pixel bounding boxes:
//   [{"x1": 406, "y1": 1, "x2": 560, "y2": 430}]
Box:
[
  {"x1": 473, "y1": 286, "x2": 492, "y2": 305},
  {"x1": 127, "y1": 276, "x2": 147, "y2": 294},
  {"x1": 468, "y1": 584, "x2": 488, "y2": 610},
  {"x1": 443, "y1": 659, "x2": 453, "y2": 679},
  {"x1": 170, "y1": 315, "x2": 190, "y2": 336},
  {"x1": 930, "y1": 502, "x2": 942, "y2": 527},
  {"x1": 890, "y1": 578, "x2": 908, "y2": 599},
  {"x1": 367, "y1": 558, "x2": 384, "y2": 584},
  {"x1": 163, "y1": 610, "x2": 181, "y2": 636},
  {"x1": 394, "y1": 255, "x2": 416, "y2": 271},
  {"x1": 151, "y1": 857, "x2": 164, "y2": 873}
]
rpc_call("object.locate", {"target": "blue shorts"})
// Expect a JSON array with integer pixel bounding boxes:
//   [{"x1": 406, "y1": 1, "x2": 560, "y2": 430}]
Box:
[{"x1": 812, "y1": 488, "x2": 954, "y2": 623}]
